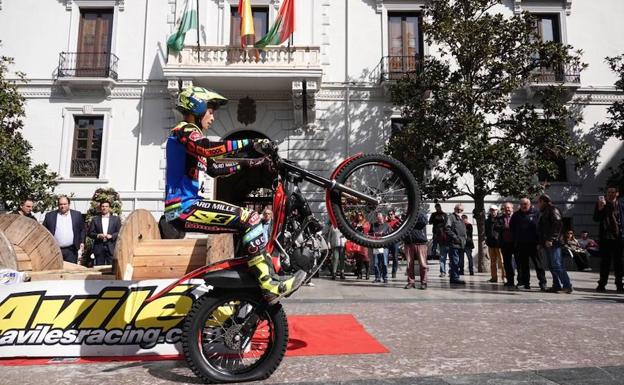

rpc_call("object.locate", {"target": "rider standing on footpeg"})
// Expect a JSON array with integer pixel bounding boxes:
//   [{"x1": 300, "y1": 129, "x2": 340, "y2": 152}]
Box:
[{"x1": 164, "y1": 85, "x2": 306, "y2": 302}]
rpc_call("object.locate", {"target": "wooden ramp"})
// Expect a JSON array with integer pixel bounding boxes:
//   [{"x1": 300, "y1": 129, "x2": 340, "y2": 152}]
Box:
[{"x1": 115, "y1": 209, "x2": 234, "y2": 280}]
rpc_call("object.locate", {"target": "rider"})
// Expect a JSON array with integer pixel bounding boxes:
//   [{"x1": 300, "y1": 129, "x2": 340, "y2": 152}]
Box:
[{"x1": 164, "y1": 85, "x2": 306, "y2": 302}]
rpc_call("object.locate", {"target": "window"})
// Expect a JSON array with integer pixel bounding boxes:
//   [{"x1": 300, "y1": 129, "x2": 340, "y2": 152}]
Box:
[
  {"x1": 534, "y1": 14, "x2": 561, "y2": 43},
  {"x1": 71, "y1": 116, "x2": 103, "y2": 178},
  {"x1": 76, "y1": 9, "x2": 114, "y2": 77},
  {"x1": 230, "y1": 7, "x2": 269, "y2": 46},
  {"x1": 387, "y1": 13, "x2": 423, "y2": 78}
]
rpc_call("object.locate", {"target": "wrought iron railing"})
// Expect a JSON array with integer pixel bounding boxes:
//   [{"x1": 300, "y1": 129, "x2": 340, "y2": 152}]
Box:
[
  {"x1": 71, "y1": 159, "x2": 100, "y2": 178},
  {"x1": 372, "y1": 56, "x2": 424, "y2": 83},
  {"x1": 58, "y1": 52, "x2": 119, "y2": 80},
  {"x1": 530, "y1": 62, "x2": 581, "y2": 84}
]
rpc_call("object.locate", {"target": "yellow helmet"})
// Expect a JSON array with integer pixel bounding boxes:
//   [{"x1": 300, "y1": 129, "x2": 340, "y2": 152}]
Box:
[{"x1": 177, "y1": 86, "x2": 228, "y2": 116}]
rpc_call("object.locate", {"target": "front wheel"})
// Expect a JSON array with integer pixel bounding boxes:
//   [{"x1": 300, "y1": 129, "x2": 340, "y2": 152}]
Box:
[
  {"x1": 182, "y1": 291, "x2": 288, "y2": 383},
  {"x1": 330, "y1": 154, "x2": 419, "y2": 248}
]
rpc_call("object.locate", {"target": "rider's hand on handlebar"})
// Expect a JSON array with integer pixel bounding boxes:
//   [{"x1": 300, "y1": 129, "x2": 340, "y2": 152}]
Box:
[{"x1": 253, "y1": 139, "x2": 278, "y2": 155}]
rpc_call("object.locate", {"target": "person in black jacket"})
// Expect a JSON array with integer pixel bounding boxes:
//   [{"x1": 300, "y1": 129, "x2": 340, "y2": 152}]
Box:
[
  {"x1": 499, "y1": 202, "x2": 516, "y2": 287},
  {"x1": 88, "y1": 200, "x2": 122, "y2": 266},
  {"x1": 445, "y1": 204, "x2": 467, "y2": 285},
  {"x1": 593, "y1": 185, "x2": 624, "y2": 292},
  {"x1": 42, "y1": 195, "x2": 85, "y2": 263},
  {"x1": 537, "y1": 194, "x2": 572, "y2": 293},
  {"x1": 510, "y1": 198, "x2": 547, "y2": 291},
  {"x1": 404, "y1": 211, "x2": 428, "y2": 289},
  {"x1": 460, "y1": 214, "x2": 475, "y2": 275},
  {"x1": 429, "y1": 203, "x2": 449, "y2": 277},
  {"x1": 11, "y1": 198, "x2": 37, "y2": 220},
  {"x1": 485, "y1": 205, "x2": 505, "y2": 283}
]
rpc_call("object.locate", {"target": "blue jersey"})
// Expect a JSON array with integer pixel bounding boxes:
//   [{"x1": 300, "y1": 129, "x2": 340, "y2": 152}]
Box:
[{"x1": 164, "y1": 122, "x2": 254, "y2": 221}]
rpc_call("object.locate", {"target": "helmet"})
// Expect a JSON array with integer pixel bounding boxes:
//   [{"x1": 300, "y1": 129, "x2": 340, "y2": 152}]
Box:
[{"x1": 177, "y1": 86, "x2": 228, "y2": 116}]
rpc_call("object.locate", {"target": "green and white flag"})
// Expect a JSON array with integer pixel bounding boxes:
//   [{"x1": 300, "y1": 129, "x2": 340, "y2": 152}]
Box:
[
  {"x1": 167, "y1": 0, "x2": 198, "y2": 52},
  {"x1": 254, "y1": 0, "x2": 295, "y2": 48}
]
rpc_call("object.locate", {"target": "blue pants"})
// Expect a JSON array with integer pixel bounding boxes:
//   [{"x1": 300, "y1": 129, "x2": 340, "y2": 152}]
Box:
[
  {"x1": 373, "y1": 249, "x2": 388, "y2": 281},
  {"x1": 448, "y1": 247, "x2": 462, "y2": 281},
  {"x1": 459, "y1": 248, "x2": 474, "y2": 274},
  {"x1": 388, "y1": 243, "x2": 400, "y2": 275},
  {"x1": 542, "y1": 245, "x2": 572, "y2": 289},
  {"x1": 439, "y1": 244, "x2": 449, "y2": 274}
]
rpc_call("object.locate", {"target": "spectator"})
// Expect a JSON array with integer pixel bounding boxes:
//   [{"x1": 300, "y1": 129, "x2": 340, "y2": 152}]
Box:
[
  {"x1": 404, "y1": 211, "x2": 429, "y2": 289},
  {"x1": 352, "y1": 212, "x2": 370, "y2": 280},
  {"x1": 325, "y1": 222, "x2": 346, "y2": 280},
  {"x1": 593, "y1": 186, "x2": 624, "y2": 293},
  {"x1": 485, "y1": 205, "x2": 505, "y2": 283},
  {"x1": 537, "y1": 194, "x2": 572, "y2": 294},
  {"x1": 499, "y1": 202, "x2": 516, "y2": 287},
  {"x1": 578, "y1": 230, "x2": 600, "y2": 257},
  {"x1": 88, "y1": 200, "x2": 121, "y2": 266},
  {"x1": 11, "y1": 198, "x2": 36, "y2": 220},
  {"x1": 371, "y1": 212, "x2": 391, "y2": 283},
  {"x1": 43, "y1": 195, "x2": 85, "y2": 264},
  {"x1": 460, "y1": 214, "x2": 475, "y2": 275},
  {"x1": 429, "y1": 203, "x2": 449, "y2": 277},
  {"x1": 386, "y1": 210, "x2": 401, "y2": 278},
  {"x1": 562, "y1": 230, "x2": 592, "y2": 271},
  {"x1": 445, "y1": 203, "x2": 467, "y2": 285},
  {"x1": 510, "y1": 197, "x2": 547, "y2": 291},
  {"x1": 261, "y1": 208, "x2": 273, "y2": 242}
]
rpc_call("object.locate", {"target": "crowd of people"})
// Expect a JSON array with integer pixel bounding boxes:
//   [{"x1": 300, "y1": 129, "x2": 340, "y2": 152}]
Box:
[
  {"x1": 10, "y1": 196, "x2": 121, "y2": 267},
  {"x1": 7, "y1": 184, "x2": 623, "y2": 295},
  {"x1": 322, "y1": 185, "x2": 624, "y2": 295}
]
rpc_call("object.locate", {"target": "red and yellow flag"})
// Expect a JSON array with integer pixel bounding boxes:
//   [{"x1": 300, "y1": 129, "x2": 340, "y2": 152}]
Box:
[{"x1": 238, "y1": 0, "x2": 255, "y2": 47}]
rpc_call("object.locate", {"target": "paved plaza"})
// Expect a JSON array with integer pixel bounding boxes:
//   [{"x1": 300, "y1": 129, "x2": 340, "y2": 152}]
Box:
[{"x1": 3, "y1": 262, "x2": 624, "y2": 385}]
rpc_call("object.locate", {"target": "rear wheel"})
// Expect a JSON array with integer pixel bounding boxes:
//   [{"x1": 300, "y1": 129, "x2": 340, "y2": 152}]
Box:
[
  {"x1": 182, "y1": 292, "x2": 288, "y2": 383},
  {"x1": 330, "y1": 154, "x2": 419, "y2": 248}
]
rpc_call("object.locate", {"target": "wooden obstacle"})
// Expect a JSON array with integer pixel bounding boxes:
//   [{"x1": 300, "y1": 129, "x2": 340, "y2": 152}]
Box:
[
  {"x1": 0, "y1": 214, "x2": 64, "y2": 271},
  {"x1": 114, "y1": 209, "x2": 234, "y2": 280}
]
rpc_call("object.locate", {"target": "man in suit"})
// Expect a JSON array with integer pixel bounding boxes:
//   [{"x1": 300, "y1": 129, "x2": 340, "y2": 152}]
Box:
[
  {"x1": 43, "y1": 195, "x2": 85, "y2": 263},
  {"x1": 11, "y1": 198, "x2": 37, "y2": 220},
  {"x1": 88, "y1": 200, "x2": 122, "y2": 265}
]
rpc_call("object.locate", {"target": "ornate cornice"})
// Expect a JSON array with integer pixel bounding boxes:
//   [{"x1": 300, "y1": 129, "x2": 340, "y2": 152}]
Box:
[{"x1": 514, "y1": 0, "x2": 572, "y2": 15}]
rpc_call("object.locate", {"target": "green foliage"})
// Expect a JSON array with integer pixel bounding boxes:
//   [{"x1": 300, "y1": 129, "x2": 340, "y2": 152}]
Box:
[
  {"x1": 600, "y1": 54, "x2": 624, "y2": 191},
  {"x1": 85, "y1": 188, "x2": 123, "y2": 224},
  {"x1": 387, "y1": 0, "x2": 590, "y2": 202},
  {"x1": 0, "y1": 45, "x2": 58, "y2": 212}
]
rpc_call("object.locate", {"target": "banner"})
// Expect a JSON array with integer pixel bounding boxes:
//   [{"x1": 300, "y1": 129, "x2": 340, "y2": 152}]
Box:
[{"x1": 0, "y1": 280, "x2": 205, "y2": 357}]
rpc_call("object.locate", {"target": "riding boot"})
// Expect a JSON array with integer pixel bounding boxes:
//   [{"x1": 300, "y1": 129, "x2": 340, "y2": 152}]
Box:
[{"x1": 247, "y1": 252, "x2": 307, "y2": 304}]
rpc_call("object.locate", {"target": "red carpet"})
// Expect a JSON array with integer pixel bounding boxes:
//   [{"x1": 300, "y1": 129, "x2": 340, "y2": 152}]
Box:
[{"x1": 0, "y1": 314, "x2": 388, "y2": 366}]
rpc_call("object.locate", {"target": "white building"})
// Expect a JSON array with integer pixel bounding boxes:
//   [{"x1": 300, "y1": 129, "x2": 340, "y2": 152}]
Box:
[{"x1": 0, "y1": 0, "x2": 623, "y2": 234}]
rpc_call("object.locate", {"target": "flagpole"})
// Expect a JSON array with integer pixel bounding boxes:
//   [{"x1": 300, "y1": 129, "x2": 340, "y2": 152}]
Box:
[{"x1": 196, "y1": 0, "x2": 201, "y2": 62}]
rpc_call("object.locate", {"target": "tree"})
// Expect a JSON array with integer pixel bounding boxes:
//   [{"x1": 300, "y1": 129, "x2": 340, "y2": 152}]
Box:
[
  {"x1": 387, "y1": 0, "x2": 592, "y2": 271},
  {"x1": 599, "y1": 54, "x2": 624, "y2": 192},
  {"x1": 0, "y1": 46, "x2": 58, "y2": 212}
]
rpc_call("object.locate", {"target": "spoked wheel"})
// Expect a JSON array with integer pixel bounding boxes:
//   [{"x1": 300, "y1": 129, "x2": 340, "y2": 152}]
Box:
[
  {"x1": 330, "y1": 154, "x2": 419, "y2": 248},
  {"x1": 182, "y1": 292, "x2": 288, "y2": 383}
]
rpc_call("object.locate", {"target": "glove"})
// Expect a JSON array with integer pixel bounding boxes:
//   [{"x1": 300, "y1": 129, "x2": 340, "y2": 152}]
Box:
[{"x1": 253, "y1": 139, "x2": 278, "y2": 155}]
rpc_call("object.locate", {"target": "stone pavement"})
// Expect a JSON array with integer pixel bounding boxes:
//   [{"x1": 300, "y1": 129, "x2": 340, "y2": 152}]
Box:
[{"x1": 3, "y1": 262, "x2": 624, "y2": 385}]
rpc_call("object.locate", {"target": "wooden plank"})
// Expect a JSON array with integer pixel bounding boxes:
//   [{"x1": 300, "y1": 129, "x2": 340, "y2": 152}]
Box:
[
  {"x1": 17, "y1": 260, "x2": 32, "y2": 271},
  {"x1": 133, "y1": 245, "x2": 206, "y2": 257},
  {"x1": 19, "y1": 225, "x2": 53, "y2": 254},
  {"x1": 28, "y1": 270, "x2": 105, "y2": 281},
  {"x1": 114, "y1": 209, "x2": 160, "y2": 280},
  {"x1": 137, "y1": 239, "x2": 206, "y2": 248},
  {"x1": 29, "y1": 236, "x2": 64, "y2": 271},
  {"x1": 3, "y1": 217, "x2": 39, "y2": 246},
  {"x1": 62, "y1": 261, "x2": 90, "y2": 271},
  {"x1": 132, "y1": 253, "x2": 206, "y2": 268},
  {"x1": 206, "y1": 233, "x2": 234, "y2": 265},
  {"x1": 0, "y1": 230, "x2": 18, "y2": 270},
  {"x1": 0, "y1": 214, "x2": 15, "y2": 231},
  {"x1": 132, "y1": 265, "x2": 205, "y2": 280}
]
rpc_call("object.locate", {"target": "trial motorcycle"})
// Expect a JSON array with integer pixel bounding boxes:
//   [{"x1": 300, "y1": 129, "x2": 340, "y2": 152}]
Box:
[{"x1": 147, "y1": 147, "x2": 419, "y2": 383}]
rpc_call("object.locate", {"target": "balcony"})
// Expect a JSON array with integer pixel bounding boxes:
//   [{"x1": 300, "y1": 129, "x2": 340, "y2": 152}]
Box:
[
  {"x1": 372, "y1": 56, "x2": 424, "y2": 83},
  {"x1": 56, "y1": 52, "x2": 119, "y2": 95},
  {"x1": 163, "y1": 46, "x2": 322, "y2": 91},
  {"x1": 529, "y1": 62, "x2": 581, "y2": 85}
]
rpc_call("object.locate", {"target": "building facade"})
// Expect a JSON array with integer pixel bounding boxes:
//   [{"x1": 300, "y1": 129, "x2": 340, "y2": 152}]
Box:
[{"x1": 0, "y1": 0, "x2": 623, "y2": 233}]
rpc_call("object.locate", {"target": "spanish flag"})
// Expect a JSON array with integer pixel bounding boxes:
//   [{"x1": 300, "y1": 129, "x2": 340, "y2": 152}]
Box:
[
  {"x1": 255, "y1": 0, "x2": 295, "y2": 48},
  {"x1": 238, "y1": 0, "x2": 255, "y2": 47}
]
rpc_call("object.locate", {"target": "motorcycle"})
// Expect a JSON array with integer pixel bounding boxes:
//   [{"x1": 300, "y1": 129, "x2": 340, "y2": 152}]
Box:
[{"x1": 146, "y1": 148, "x2": 419, "y2": 383}]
